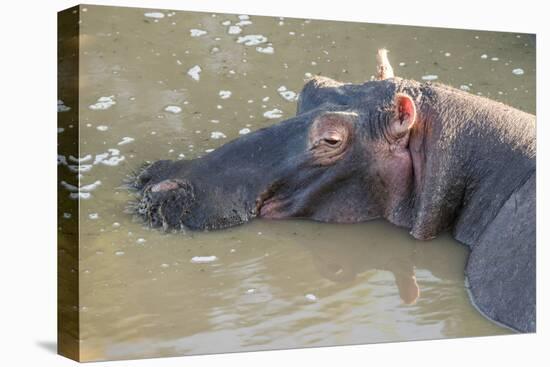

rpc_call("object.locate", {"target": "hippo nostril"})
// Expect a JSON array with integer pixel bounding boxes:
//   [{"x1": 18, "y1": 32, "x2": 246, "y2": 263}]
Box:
[
  {"x1": 135, "y1": 178, "x2": 197, "y2": 231},
  {"x1": 151, "y1": 179, "x2": 188, "y2": 193}
]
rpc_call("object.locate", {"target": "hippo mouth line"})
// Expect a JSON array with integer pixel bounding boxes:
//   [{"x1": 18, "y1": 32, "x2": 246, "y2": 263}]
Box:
[
  {"x1": 254, "y1": 182, "x2": 289, "y2": 219},
  {"x1": 257, "y1": 196, "x2": 285, "y2": 218}
]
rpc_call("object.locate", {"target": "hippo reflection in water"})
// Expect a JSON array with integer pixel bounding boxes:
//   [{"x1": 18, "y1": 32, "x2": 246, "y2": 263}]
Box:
[{"x1": 128, "y1": 50, "x2": 535, "y2": 333}]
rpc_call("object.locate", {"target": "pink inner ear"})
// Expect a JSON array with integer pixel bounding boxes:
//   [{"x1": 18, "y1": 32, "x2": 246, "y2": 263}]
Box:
[{"x1": 396, "y1": 94, "x2": 415, "y2": 123}]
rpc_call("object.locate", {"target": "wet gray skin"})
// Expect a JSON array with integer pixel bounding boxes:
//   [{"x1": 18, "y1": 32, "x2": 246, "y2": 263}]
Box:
[
  {"x1": 59, "y1": 5, "x2": 536, "y2": 361},
  {"x1": 132, "y1": 62, "x2": 535, "y2": 333}
]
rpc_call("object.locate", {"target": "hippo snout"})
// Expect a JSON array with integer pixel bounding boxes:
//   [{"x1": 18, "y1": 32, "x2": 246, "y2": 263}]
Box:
[{"x1": 136, "y1": 178, "x2": 196, "y2": 230}]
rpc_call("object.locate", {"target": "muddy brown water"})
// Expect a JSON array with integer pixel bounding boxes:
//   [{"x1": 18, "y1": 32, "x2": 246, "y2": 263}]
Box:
[{"x1": 58, "y1": 5, "x2": 535, "y2": 361}]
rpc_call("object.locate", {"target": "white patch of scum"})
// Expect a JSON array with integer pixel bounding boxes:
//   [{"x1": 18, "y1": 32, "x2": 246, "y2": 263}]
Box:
[
  {"x1": 210, "y1": 131, "x2": 227, "y2": 139},
  {"x1": 80, "y1": 181, "x2": 102, "y2": 192},
  {"x1": 512, "y1": 68, "x2": 525, "y2": 75},
  {"x1": 191, "y1": 256, "x2": 218, "y2": 263},
  {"x1": 237, "y1": 35, "x2": 267, "y2": 46},
  {"x1": 67, "y1": 165, "x2": 92, "y2": 173},
  {"x1": 236, "y1": 20, "x2": 252, "y2": 26},
  {"x1": 236, "y1": 15, "x2": 252, "y2": 26},
  {"x1": 228, "y1": 26, "x2": 242, "y2": 35},
  {"x1": 187, "y1": 65, "x2": 202, "y2": 81},
  {"x1": 421, "y1": 75, "x2": 438, "y2": 81},
  {"x1": 96, "y1": 125, "x2": 108, "y2": 131},
  {"x1": 61, "y1": 180, "x2": 101, "y2": 193},
  {"x1": 264, "y1": 109, "x2": 283, "y2": 119},
  {"x1": 57, "y1": 100, "x2": 70, "y2": 112},
  {"x1": 164, "y1": 105, "x2": 182, "y2": 114},
  {"x1": 305, "y1": 294, "x2": 318, "y2": 301},
  {"x1": 239, "y1": 128, "x2": 251, "y2": 135},
  {"x1": 60, "y1": 181, "x2": 78, "y2": 192},
  {"x1": 117, "y1": 137, "x2": 135, "y2": 146},
  {"x1": 144, "y1": 12, "x2": 165, "y2": 19},
  {"x1": 69, "y1": 154, "x2": 92, "y2": 163},
  {"x1": 89, "y1": 95, "x2": 116, "y2": 110},
  {"x1": 256, "y1": 46, "x2": 274, "y2": 54},
  {"x1": 219, "y1": 90, "x2": 232, "y2": 99},
  {"x1": 277, "y1": 86, "x2": 298, "y2": 101},
  {"x1": 93, "y1": 149, "x2": 124, "y2": 166},
  {"x1": 70, "y1": 192, "x2": 91, "y2": 200},
  {"x1": 190, "y1": 29, "x2": 207, "y2": 37}
]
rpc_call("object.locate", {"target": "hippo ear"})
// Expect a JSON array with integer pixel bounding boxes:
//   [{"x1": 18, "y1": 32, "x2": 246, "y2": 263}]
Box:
[{"x1": 390, "y1": 93, "x2": 416, "y2": 139}]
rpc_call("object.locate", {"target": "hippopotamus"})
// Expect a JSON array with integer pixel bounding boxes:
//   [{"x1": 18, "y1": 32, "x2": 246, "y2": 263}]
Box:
[{"x1": 129, "y1": 49, "x2": 535, "y2": 333}]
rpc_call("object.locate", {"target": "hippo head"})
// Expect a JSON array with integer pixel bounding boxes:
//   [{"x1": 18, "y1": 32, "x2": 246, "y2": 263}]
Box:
[{"x1": 129, "y1": 50, "x2": 420, "y2": 231}]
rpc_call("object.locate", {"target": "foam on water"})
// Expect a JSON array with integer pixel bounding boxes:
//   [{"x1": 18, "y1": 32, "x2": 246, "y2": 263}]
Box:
[
  {"x1": 277, "y1": 86, "x2": 298, "y2": 101},
  {"x1": 94, "y1": 149, "x2": 125, "y2": 166},
  {"x1": 144, "y1": 12, "x2": 164, "y2": 19},
  {"x1": 239, "y1": 128, "x2": 251, "y2": 135},
  {"x1": 187, "y1": 65, "x2": 202, "y2": 81},
  {"x1": 219, "y1": 90, "x2": 232, "y2": 99},
  {"x1": 67, "y1": 164, "x2": 93, "y2": 173},
  {"x1": 57, "y1": 155, "x2": 67, "y2": 166},
  {"x1": 89, "y1": 95, "x2": 116, "y2": 110},
  {"x1": 118, "y1": 137, "x2": 135, "y2": 146},
  {"x1": 70, "y1": 192, "x2": 91, "y2": 200},
  {"x1": 264, "y1": 109, "x2": 283, "y2": 119},
  {"x1": 69, "y1": 154, "x2": 92, "y2": 163},
  {"x1": 80, "y1": 180, "x2": 102, "y2": 192},
  {"x1": 228, "y1": 26, "x2": 242, "y2": 35},
  {"x1": 256, "y1": 46, "x2": 274, "y2": 54},
  {"x1": 236, "y1": 20, "x2": 252, "y2": 26},
  {"x1": 164, "y1": 105, "x2": 182, "y2": 114},
  {"x1": 237, "y1": 35, "x2": 267, "y2": 46},
  {"x1": 190, "y1": 29, "x2": 207, "y2": 37},
  {"x1": 58, "y1": 100, "x2": 71, "y2": 112},
  {"x1": 191, "y1": 256, "x2": 218, "y2": 263},
  {"x1": 210, "y1": 131, "x2": 227, "y2": 139},
  {"x1": 305, "y1": 294, "x2": 318, "y2": 302},
  {"x1": 512, "y1": 68, "x2": 524, "y2": 75},
  {"x1": 421, "y1": 75, "x2": 438, "y2": 81},
  {"x1": 61, "y1": 181, "x2": 78, "y2": 192},
  {"x1": 96, "y1": 125, "x2": 109, "y2": 131}
]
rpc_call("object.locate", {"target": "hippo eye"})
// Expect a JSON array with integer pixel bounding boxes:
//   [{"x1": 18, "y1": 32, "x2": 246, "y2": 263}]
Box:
[
  {"x1": 308, "y1": 111, "x2": 356, "y2": 165},
  {"x1": 321, "y1": 132, "x2": 342, "y2": 147},
  {"x1": 323, "y1": 137, "x2": 341, "y2": 146}
]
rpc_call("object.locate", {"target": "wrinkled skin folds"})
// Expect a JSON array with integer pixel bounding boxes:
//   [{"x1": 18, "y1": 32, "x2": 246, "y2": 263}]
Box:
[{"x1": 128, "y1": 52, "x2": 535, "y2": 334}]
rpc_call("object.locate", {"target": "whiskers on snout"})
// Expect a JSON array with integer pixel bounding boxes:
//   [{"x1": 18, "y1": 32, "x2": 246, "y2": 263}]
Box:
[
  {"x1": 121, "y1": 161, "x2": 154, "y2": 191},
  {"x1": 125, "y1": 173, "x2": 197, "y2": 233}
]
